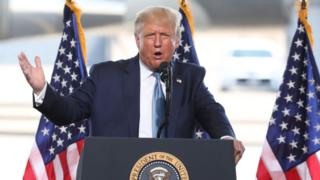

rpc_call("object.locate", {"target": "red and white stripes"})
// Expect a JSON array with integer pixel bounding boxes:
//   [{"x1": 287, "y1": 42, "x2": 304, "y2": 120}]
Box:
[
  {"x1": 257, "y1": 141, "x2": 320, "y2": 180},
  {"x1": 23, "y1": 140, "x2": 84, "y2": 180}
]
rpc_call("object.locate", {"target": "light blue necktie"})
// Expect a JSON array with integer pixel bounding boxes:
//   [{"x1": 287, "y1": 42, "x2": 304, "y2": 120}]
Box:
[{"x1": 152, "y1": 72, "x2": 165, "y2": 137}]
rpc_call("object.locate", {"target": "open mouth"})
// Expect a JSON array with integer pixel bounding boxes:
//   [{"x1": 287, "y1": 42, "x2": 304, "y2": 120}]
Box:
[{"x1": 154, "y1": 51, "x2": 162, "y2": 59}]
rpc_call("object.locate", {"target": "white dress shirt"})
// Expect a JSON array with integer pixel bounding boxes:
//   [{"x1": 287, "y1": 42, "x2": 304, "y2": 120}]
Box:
[
  {"x1": 138, "y1": 60, "x2": 165, "y2": 138},
  {"x1": 34, "y1": 83, "x2": 47, "y2": 106}
]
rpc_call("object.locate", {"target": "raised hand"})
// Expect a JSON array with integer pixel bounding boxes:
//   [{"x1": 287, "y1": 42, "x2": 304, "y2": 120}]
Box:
[{"x1": 18, "y1": 52, "x2": 46, "y2": 95}]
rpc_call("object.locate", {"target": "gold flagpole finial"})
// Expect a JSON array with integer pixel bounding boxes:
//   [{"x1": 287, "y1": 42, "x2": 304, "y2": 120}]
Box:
[
  {"x1": 295, "y1": 0, "x2": 308, "y2": 12},
  {"x1": 178, "y1": 0, "x2": 195, "y2": 35},
  {"x1": 297, "y1": 0, "x2": 314, "y2": 47},
  {"x1": 301, "y1": 0, "x2": 307, "y2": 10},
  {"x1": 180, "y1": 0, "x2": 186, "y2": 8}
]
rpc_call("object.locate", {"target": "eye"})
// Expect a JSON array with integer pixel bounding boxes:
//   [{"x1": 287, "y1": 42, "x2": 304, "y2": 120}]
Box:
[
  {"x1": 160, "y1": 33, "x2": 171, "y2": 39},
  {"x1": 144, "y1": 33, "x2": 155, "y2": 39}
]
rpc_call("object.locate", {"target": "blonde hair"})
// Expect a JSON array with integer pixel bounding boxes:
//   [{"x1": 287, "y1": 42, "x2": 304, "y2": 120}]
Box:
[{"x1": 134, "y1": 6, "x2": 182, "y2": 39}]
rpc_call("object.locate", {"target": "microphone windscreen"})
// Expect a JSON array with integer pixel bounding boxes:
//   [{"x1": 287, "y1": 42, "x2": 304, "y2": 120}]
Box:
[
  {"x1": 157, "y1": 62, "x2": 169, "y2": 72},
  {"x1": 157, "y1": 62, "x2": 170, "y2": 82}
]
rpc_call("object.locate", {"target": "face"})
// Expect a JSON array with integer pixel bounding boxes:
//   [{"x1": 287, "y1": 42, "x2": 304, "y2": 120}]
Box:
[{"x1": 135, "y1": 20, "x2": 179, "y2": 71}]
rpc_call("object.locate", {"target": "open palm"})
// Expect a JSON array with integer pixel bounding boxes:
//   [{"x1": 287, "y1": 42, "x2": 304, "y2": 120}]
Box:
[{"x1": 18, "y1": 52, "x2": 46, "y2": 95}]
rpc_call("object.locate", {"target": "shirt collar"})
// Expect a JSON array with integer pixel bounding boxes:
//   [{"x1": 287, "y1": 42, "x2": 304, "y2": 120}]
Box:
[{"x1": 139, "y1": 58, "x2": 154, "y2": 80}]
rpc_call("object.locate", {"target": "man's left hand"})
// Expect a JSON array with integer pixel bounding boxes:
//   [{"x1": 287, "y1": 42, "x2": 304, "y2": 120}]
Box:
[{"x1": 233, "y1": 139, "x2": 245, "y2": 165}]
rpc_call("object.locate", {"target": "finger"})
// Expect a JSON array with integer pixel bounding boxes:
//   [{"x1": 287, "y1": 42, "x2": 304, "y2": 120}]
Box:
[
  {"x1": 234, "y1": 141, "x2": 242, "y2": 154},
  {"x1": 18, "y1": 53, "x2": 35, "y2": 81},
  {"x1": 233, "y1": 141, "x2": 238, "y2": 156},
  {"x1": 233, "y1": 141, "x2": 237, "y2": 156},
  {"x1": 240, "y1": 142, "x2": 245, "y2": 153},
  {"x1": 18, "y1": 52, "x2": 32, "y2": 70},
  {"x1": 18, "y1": 53, "x2": 25, "y2": 66},
  {"x1": 18, "y1": 52, "x2": 24, "y2": 60},
  {"x1": 235, "y1": 153, "x2": 242, "y2": 165},
  {"x1": 238, "y1": 142, "x2": 245, "y2": 153},
  {"x1": 18, "y1": 52, "x2": 28, "y2": 63},
  {"x1": 236, "y1": 141, "x2": 244, "y2": 151},
  {"x1": 234, "y1": 141, "x2": 245, "y2": 162},
  {"x1": 34, "y1": 56, "x2": 42, "y2": 68}
]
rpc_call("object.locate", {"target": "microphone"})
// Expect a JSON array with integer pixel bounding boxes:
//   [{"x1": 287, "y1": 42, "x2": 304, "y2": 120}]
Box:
[
  {"x1": 157, "y1": 62, "x2": 171, "y2": 83},
  {"x1": 156, "y1": 62, "x2": 172, "y2": 138}
]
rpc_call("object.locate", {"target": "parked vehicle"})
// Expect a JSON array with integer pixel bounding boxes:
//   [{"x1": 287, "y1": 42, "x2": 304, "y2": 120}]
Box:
[{"x1": 219, "y1": 39, "x2": 284, "y2": 91}]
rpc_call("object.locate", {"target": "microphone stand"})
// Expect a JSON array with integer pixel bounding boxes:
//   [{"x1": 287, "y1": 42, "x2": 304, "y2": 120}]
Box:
[{"x1": 157, "y1": 62, "x2": 172, "y2": 138}]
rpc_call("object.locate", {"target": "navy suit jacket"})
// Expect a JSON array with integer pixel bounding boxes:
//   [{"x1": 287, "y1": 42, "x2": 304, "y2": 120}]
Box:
[{"x1": 36, "y1": 55, "x2": 235, "y2": 138}]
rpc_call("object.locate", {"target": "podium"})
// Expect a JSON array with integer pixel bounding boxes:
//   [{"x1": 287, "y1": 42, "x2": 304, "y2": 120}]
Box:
[{"x1": 76, "y1": 137, "x2": 236, "y2": 180}]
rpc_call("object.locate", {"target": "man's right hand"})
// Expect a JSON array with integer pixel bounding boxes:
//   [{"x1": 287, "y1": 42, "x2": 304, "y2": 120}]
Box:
[{"x1": 18, "y1": 52, "x2": 46, "y2": 95}]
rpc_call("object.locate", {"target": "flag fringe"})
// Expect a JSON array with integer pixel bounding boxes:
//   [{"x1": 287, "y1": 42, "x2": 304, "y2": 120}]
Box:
[{"x1": 179, "y1": 0, "x2": 195, "y2": 36}]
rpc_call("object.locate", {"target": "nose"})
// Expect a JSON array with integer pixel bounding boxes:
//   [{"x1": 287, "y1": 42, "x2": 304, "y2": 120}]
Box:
[{"x1": 154, "y1": 34, "x2": 162, "y2": 48}]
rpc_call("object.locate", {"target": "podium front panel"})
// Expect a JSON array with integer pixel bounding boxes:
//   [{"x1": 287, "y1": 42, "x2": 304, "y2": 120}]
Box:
[{"x1": 77, "y1": 137, "x2": 236, "y2": 180}]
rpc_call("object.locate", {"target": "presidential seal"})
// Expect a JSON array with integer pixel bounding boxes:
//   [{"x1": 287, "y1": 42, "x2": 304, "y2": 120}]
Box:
[{"x1": 129, "y1": 152, "x2": 189, "y2": 180}]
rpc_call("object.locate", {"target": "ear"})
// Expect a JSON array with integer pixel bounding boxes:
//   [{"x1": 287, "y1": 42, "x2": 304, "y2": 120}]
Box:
[
  {"x1": 134, "y1": 33, "x2": 141, "y2": 48},
  {"x1": 174, "y1": 37, "x2": 180, "y2": 49}
]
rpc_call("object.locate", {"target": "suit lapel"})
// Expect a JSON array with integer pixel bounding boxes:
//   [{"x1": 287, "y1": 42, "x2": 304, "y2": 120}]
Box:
[{"x1": 122, "y1": 55, "x2": 140, "y2": 137}]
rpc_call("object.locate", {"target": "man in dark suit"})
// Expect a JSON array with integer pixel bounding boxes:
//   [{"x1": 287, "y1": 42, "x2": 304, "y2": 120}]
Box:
[{"x1": 18, "y1": 6, "x2": 244, "y2": 164}]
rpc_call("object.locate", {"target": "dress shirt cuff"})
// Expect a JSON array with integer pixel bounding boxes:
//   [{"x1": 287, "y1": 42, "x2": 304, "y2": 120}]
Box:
[
  {"x1": 34, "y1": 83, "x2": 48, "y2": 107},
  {"x1": 220, "y1": 135, "x2": 234, "y2": 140}
]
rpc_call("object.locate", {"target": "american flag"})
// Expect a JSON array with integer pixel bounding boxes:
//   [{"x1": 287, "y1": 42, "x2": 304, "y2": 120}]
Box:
[
  {"x1": 23, "y1": 2, "x2": 89, "y2": 179},
  {"x1": 256, "y1": 12, "x2": 320, "y2": 179},
  {"x1": 173, "y1": 1, "x2": 199, "y2": 65},
  {"x1": 174, "y1": 0, "x2": 210, "y2": 139}
]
